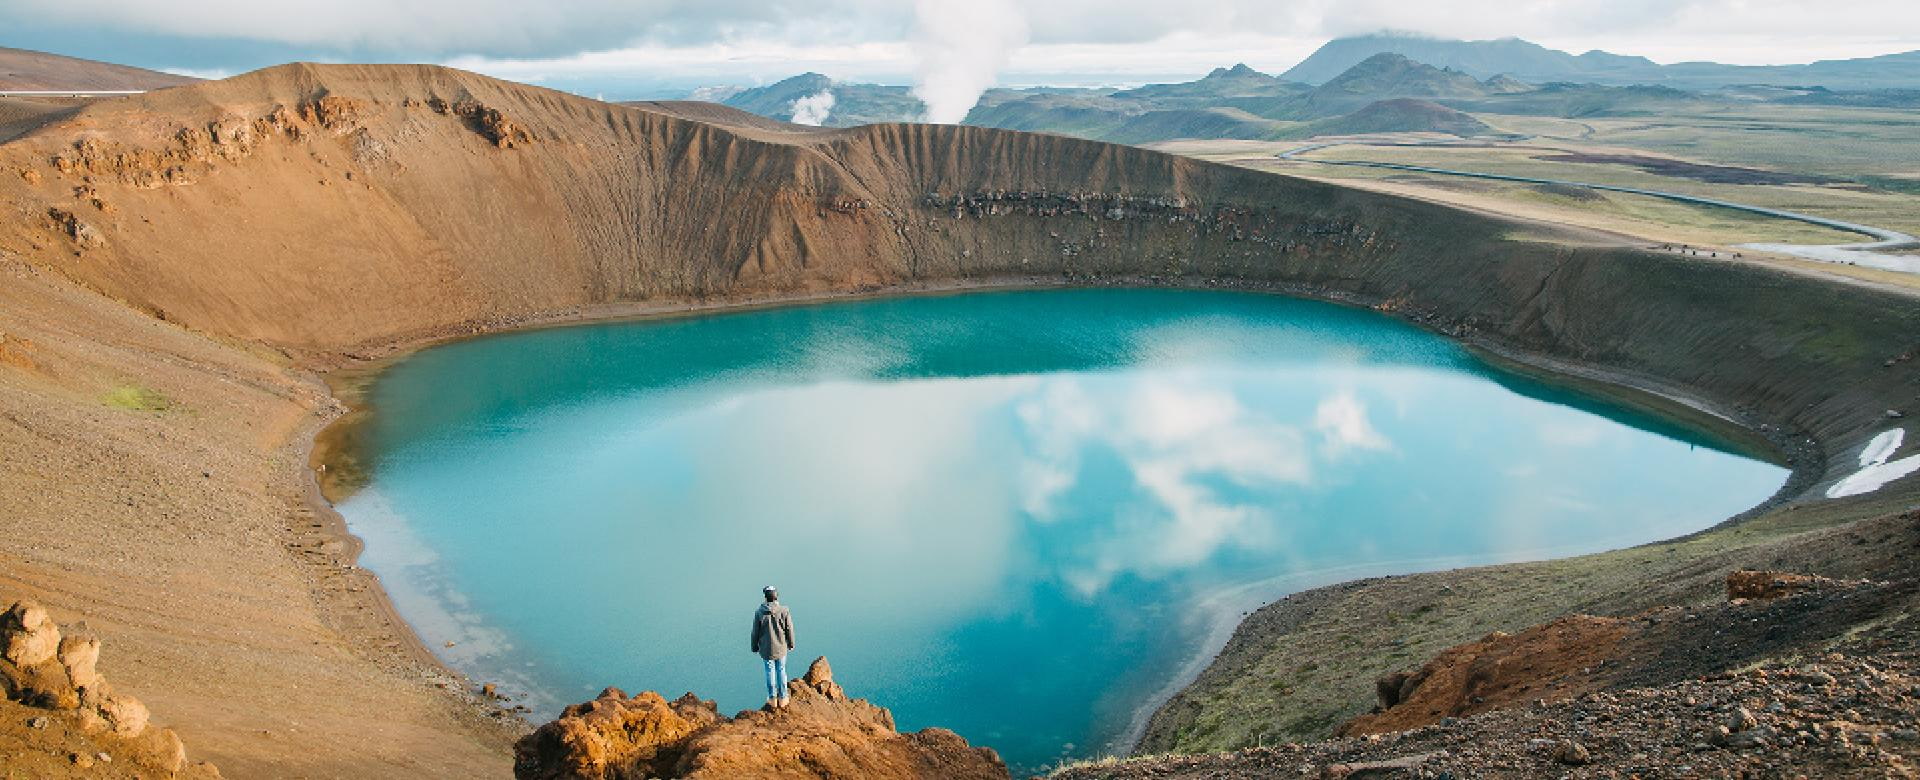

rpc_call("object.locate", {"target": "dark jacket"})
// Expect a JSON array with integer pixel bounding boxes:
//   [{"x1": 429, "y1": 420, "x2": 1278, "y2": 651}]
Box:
[{"x1": 750, "y1": 602, "x2": 795, "y2": 661}]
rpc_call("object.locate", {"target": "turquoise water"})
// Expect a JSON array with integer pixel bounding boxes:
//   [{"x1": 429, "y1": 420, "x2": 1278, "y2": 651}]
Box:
[{"x1": 335, "y1": 288, "x2": 1784, "y2": 771}]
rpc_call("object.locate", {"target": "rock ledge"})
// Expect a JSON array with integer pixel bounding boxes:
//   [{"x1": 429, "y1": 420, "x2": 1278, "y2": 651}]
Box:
[{"x1": 514, "y1": 656, "x2": 1008, "y2": 780}]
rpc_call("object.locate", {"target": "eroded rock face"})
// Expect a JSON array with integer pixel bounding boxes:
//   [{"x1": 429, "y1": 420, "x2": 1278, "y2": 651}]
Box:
[
  {"x1": 100, "y1": 689, "x2": 151, "y2": 737},
  {"x1": 3, "y1": 600, "x2": 60, "y2": 667},
  {"x1": 58, "y1": 635, "x2": 101, "y2": 689},
  {"x1": 0, "y1": 598, "x2": 216, "y2": 776},
  {"x1": 515, "y1": 656, "x2": 1007, "y2": 780},
  {"x1": 1339, "y1": 615, "x2": 1633, "y2": 736},
  {"x1": 515, "y1": 688, "x2": 720, "y2": 779},
  {"x1": 1726, "y1": 569, "x2": 1860, "y2": 600}
]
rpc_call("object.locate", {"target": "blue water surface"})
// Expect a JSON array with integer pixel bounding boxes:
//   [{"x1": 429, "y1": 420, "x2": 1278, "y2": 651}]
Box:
[{"x1": 334, "y1": 288, "x2": 1785, "y2": 771}]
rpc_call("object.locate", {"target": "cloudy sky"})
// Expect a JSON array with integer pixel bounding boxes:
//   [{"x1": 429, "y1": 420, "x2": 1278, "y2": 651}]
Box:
[{"x1": 5, "y1": 0, "x2": 1918, "y2": 98}]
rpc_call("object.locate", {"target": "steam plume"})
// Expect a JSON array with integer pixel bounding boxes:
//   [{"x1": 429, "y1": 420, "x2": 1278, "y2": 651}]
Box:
[
  {"x1": 790, "y1": 89, "x2": 836, "y2": 126},
  {"x1": 910, "y1": 0, "x2": 1029, "y2": 124}
]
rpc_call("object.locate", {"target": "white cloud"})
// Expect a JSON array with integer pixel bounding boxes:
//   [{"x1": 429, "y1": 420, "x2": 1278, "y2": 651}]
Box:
[
  {"x1": 1130, "y1": 383, "x2": 1247, "y2": 447},
  {"x1": 1015, "y1": 377, "x2": 1370, "y2": 595},
  {"x1": 15, "y1": 0, "x2": 1917, "y2": 86},
  {"x1": 910, "y1": 0, "x2": 1030, "y2": 123},
  {"x1": 10, "y1": 0, "x2": 907, "y2": 58},
  {"x1": 1014, "y1": 379, "x2": 1102, "y2": 519},
  {"x1": 1313, "y1": 391, "x2": 1390, "y2": 457},
  {"x1": 788, "y1": 89, "x2": 836, "y2": 125}
]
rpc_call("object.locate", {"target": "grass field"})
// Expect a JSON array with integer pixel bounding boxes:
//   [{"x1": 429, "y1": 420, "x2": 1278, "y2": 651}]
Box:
[
  {"x1": 1153, "y1": 103, "x2": 1920, "y2": 289},
  {"x1": 1481, "y1": 105, "x2": 1920, "y2": 181}
]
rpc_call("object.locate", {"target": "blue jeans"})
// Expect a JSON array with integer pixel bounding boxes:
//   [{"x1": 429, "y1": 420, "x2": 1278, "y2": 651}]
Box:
[{"x1": 763, "y1": 656, "x2": 788, "y2": 700}]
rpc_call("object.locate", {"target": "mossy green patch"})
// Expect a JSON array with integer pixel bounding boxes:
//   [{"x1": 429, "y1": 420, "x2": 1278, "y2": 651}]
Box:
[{"x1": 103, "y1": 385, "x2": 170, "y2": 412}]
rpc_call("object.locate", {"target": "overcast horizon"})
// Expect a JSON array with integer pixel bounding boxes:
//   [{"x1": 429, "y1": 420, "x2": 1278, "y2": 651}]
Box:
[{"x1": 5, "y1": 0, "x2": 1919, "y2": 102}]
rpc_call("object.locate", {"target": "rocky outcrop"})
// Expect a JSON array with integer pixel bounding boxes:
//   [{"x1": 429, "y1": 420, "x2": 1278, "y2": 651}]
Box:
[
  {"x1": 0, "y1": 599, "x2": 217, "y2": 777},
  {"x1": 421, "y1": 96, "x2": 534, "y2": 147},
  {"x1": 1726, "y1": 569, "x2": 1862, "y2": 601},
  {"x1": 44, "y1": 206, "x2": 105, "y2": 249},
  {"x1": 1339, "y1": 614, "x2": 1632, "y2": 736},
  {"x1": 1334, "y1": 567, "x2": 1917, "y2": 742},
  {"x1": 514, "y1": 656, "x2": 1007, "y2": 780},
  {"x1": 37, "y1": 88, "x2": 519, "y2": 192}
]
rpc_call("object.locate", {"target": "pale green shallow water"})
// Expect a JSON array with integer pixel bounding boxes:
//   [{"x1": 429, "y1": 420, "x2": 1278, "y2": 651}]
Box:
[{"x1": 334, "y1": 288, "x2": 1785, "y2": 771}]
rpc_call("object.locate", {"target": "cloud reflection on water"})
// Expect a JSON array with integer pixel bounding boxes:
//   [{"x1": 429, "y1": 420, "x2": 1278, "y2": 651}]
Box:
[{"x1": 1015, "y1": 375, "x2": 1353, "y2": 594}]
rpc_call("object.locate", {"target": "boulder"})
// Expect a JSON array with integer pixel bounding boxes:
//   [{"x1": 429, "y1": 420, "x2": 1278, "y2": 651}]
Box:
[
  {"x1": 3, "y1": 600, "x2": 61, "y2": 667},
  {"x1": 99, "y1": 690, "x2": 150, "y2": 737},
  {"x1": 799, "y1": 656, "x2": 847, "y2": 702},
  {"x1": 1725, "y1": 570, "x2": 1848, "y2": 600},
  {"x1": 1552, "y1": 739, "x2": 1591, "y2": 765},
  {"x1": 146, "y1": 727, "x2": 189, "y2": 774},
  {"x1": 1727, "y1": 706, "x2": 1759, "y2": 732},
  {"x1": 59, "y1": 635, "x2": 101, "y2": 689},
  {"x1": 0, "y1": 604, "x2": 80, "y2": 711}
]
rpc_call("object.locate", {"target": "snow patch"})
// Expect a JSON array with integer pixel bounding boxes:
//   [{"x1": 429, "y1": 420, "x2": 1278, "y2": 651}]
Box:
[{"x1": 1826, "y1": 428, "x2": 1920, "y2": 498}]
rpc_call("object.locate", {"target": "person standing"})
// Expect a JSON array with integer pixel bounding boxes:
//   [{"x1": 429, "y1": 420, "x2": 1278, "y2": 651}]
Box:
[{"x1": 750, "y1": 585, "x2": 796, "y2": 709}]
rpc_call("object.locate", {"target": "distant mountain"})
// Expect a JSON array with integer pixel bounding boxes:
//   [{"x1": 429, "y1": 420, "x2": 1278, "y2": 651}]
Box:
[
  {"x1": 1283, "y1": 34, "x2": 1646, "y2": 84},
  {"x1": 1483, "y1": 74, "x2": 1535, "y2": 94},
  {"x1": 721, "y1": 73, "x2": 925, "y2": 127},
  {"x1": 712, "y1": 45, "x2": 1873, "y2": 144},
  {"x1": 721, "y1": 73, "x2": 831, "y2": 119},
  {"x1": 1111, "y1": 64, "x2": 1308, "y2": 102},
  {"x1": 1311, "y1": 53, "x2": 1486, "y2": 97},
  {"x1": 1283, "y1": 33, "x2": 1920, "y2": 90},
  {"x1": 964, "y1": 92, "x2": 1142, "y2": 137},
  {"x1": 1254, "y1": 53, "x2": 1500, "y2": 120},
  {"x1": 729, "y1": 54, "x2": 1556, "y2": 142},
  {"x1": 973, "y1": 57, "x2": 1512, "y2": 144},
  {"x1": 0, "y1": 46, "x2": 197, "y2": 91}
]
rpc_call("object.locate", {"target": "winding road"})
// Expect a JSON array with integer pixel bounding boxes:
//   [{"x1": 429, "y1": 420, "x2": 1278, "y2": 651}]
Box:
[{"x1": 1278, "y1": 142, "x2": 1920, "y2": 274}]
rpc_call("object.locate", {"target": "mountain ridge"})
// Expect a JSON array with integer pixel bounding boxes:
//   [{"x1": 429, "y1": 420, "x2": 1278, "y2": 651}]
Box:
[
  {"x1": 1284, "y1": 32, "x2": 1920, "y2": 89},
  {"x1": 0, "y1": 46, "x2": 198, "y2": 91}
]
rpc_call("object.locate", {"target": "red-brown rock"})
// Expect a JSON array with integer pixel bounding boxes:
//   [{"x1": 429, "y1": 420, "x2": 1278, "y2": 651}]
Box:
[
  {"x1": 514, "y1": 687, "x2": 720, "y2": 779},
  {"x1": 2, "y1": 601, "x2": 60, "y2": 667},
  {"x1": 515, "y1": 656, "x2": 1007, "y2": 780},
  {"x1": 1725, "y1": 570, "x2": 1852, "y2": 600},
  {"x1": 1340, "y1": 615, "x2": 1632, "y2": 736}
]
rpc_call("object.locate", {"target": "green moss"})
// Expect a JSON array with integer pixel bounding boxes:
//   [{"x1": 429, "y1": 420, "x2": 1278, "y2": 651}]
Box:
[
  {"x1": 103, "y1": 385, "x2": 170, "y2": 412},
  {"x1": 1280, "y1": 711, "x2": 1338, "y2": 737}
]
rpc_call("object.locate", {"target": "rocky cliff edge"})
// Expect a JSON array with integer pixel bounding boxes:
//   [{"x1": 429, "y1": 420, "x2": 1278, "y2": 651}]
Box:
[{"x1": 513, "y1": 656, "x2": 1008, "y2": 780}]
